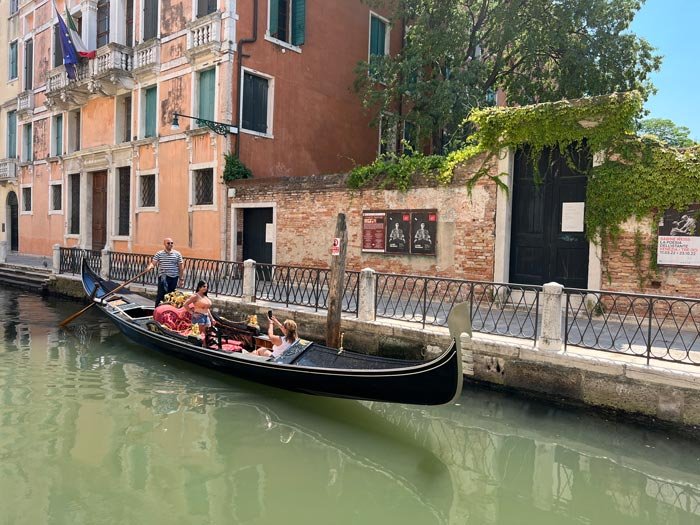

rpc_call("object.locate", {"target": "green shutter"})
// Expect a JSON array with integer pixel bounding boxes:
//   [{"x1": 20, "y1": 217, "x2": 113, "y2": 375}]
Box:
[
  {"x1": 370, "y1": 16, "x2": 385, "y2": 56},
  {"x1": 198, "y1": 69, "x2": 215, "y2": 122},
  {"x1": 145, "y1": 87, "x2": 156, "y2": 138},
  {"x1": 291, "y1": 0, "x2": 305, "y2": 46},
  {"x1": 269, "y1": 0, "x2": 279, "y2": 37},
  {"x1": 56, "y1": 115, "x2": 63, "y2": 155},
  {"x1": 23, "y1": 124, "x2": 32, "y2": 162},
  {"x1": 7, "y1": 111, "x2": 17, "y2": 158}
]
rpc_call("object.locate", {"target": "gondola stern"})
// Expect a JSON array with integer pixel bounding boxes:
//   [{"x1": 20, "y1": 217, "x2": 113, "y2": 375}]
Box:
[{"x1": 445, "y1": 302, "x2": 471, "y2": 404}]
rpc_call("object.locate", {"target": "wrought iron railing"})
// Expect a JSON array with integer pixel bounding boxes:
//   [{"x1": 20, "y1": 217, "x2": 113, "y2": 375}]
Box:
[
  {"x1": 565, "y1": 288, "x2": 700, "y2": 365},
  {"x1": 59, "y1": 247, "x2": 101, "y2": 275},
  {"x1": 254, "y1": 263, "x2": 359, "y2": 314},
  {"x1": 375, "y1": 273, "x2": 541, "y2": 341},
  {"x1": 108, "y1": 252, "x2": 153, "y2": 284},
  {"x1": 182, "y1": 257, "x2": 244, "y2": 297}
]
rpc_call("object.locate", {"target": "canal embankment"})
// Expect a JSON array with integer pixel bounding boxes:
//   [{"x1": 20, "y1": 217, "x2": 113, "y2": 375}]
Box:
[{"x1": 31, "y1": 269, "x2": 700, "y2": 433}]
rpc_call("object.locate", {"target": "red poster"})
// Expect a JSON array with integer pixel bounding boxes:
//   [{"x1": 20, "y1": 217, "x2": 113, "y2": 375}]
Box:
[{"x1": 362, "y1": 212, "x2": 386, "y2": 252}]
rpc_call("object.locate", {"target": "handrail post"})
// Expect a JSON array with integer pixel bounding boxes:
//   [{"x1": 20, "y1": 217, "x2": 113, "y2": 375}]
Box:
[
  {"x1": 647, "y1": 297, "x2": 653, "y2": 366},
  {"x1": 422, "y1": 277, "x2": 428, "y2": 328},
  {"x1": 243, "y1": 259, "x2": 256, "y2": 302},
  {"x1": 538, "y1": 282, "x2": 564, "y2": 352},
  {"x1": 358, "y1": 268, "x2": 376, "y2": 322},
  {"x1": 52, "y1": 244, "x2": 61, "y2": 274},
  {"x1": 100, "y1": 249, "x2": 110, "y2": 279},
  {"x1": 0, "y1": 241, "x2": 6, "y2": 264}
]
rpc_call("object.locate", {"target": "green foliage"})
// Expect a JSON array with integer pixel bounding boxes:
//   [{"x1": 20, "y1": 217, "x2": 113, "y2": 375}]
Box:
[
  {"x1": 222, "y1": 152, "x2": 252, "y2": 182},
  {"x1": 348, "y1": 146, "x2": 448, "y2": 191},
  {"x1": 638, "y1": 118, "x2": 696, "y2": 148},
  {"x1": 355, "y1": 0, "x2": 661, "y2": 152}
]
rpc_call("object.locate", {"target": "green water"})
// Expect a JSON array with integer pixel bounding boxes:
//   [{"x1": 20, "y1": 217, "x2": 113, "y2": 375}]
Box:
[{"x1": 0, "y1": 290, "x2": 699, "y2": 525}]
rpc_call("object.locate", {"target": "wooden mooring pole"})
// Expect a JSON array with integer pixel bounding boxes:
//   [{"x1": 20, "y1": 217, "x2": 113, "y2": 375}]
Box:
[{"x1": 326, "y1": 213, "x2": 347, "y2": 348}]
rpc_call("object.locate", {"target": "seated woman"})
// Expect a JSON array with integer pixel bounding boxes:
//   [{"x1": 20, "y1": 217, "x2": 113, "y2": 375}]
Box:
[
  {"x1": 183, "y1": 280, "x2": 214, "y2": 341},
  {"x1": 248, "y1": 316, "x2": 298, "y2": 359}
]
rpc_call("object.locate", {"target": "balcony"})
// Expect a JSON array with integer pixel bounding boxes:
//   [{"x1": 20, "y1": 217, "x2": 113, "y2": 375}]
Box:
[
  {"x1": 0, "y1": 159, "x2": 17, "y2": 183},
  {"x1": 187, "y1": 12, "x2": 222, "y2": 59},
  {"x1": 132, "y1": 39, "x2": 160, "y2": 80},
  {"x1": 17, "y1": 91, "x2": 34, "y2": 119},
  {"x1": 45, "y1": 43, "x2": 134, "y2": 109}
]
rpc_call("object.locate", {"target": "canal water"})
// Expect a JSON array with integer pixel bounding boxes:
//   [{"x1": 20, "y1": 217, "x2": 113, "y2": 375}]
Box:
[{"x1": 1, "y1": 289, "x2": 699, "y2": 525}]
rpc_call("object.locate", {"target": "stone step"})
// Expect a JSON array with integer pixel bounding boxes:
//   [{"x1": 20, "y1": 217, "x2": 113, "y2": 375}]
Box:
[{"x1": 0, "y1": 266, "x2": 51, "y2": 293}]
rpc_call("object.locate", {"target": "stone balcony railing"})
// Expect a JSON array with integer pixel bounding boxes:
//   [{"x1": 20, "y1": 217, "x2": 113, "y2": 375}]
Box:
[
  {"x1": 17, "y1": 90, "x2": 34, "y2": 118},
  {"x1": 45, "y1": 43, "x2": 134, "y2": 108},
  {"x1": 0, "y1": 159, "x2": 18, "y2": 182},
  {"x1": 187, "y1": 12, "x2": 222, "y2": 57},
  {"x1": 133, "y1": 39, "x2": 160, "y2": 77}
]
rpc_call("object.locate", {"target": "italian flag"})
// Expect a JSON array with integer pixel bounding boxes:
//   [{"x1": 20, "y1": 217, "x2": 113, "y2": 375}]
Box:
[{"x1": 65, "y1": 7, "x2": 96, "y2": 59}]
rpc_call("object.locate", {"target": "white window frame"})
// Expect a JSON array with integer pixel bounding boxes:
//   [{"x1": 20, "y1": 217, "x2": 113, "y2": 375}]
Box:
[
  {"x1": 9, "y1": 40, "x2": 19, "y2": 80},
  {"x1": 264, "y1": 0, "x2": 302, "y2": 53},
  {"x1": 51, "y1": 113, "x2": 64, "y2": 157},
  {"x1": 368, "y1": 11, "x2": 390, "y2": 60},
  {"x1": 49, "y1": 181, "x2": 64, "y2": 214},
  {"x1": 21, "y1": 122, "x2": 32, "y2": 162},
  {"x1": 20, "y1": 184, "x2": 32, "y2": 215},
  {"x1": 188, "y1": 162, "x2": 217, "y2": 211},
  {"x1": 114, "y1": 93, "x2": 132, "y2": 143},
  {"x1": 240, "y1": 67, "x2": 275, "y2": 138},
  {"x1": 136, "y1": 171, "x2": 158, "y2": 212},
  {"x1": 66, "y1": 109, "x2": 81, "y2": 153}
]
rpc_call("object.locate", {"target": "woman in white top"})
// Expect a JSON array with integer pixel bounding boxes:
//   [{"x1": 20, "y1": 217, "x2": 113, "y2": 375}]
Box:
[{"x1": 250, "y1": 317, "x2": 298, "y2": 358}]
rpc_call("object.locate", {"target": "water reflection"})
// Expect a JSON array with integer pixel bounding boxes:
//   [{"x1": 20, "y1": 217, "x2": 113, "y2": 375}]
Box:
[{"x1": 0, "y1": 291, "x2": 699, "y2": 524}]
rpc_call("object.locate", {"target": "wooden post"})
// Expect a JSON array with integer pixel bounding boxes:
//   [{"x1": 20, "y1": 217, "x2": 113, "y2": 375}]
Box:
[{"x1": 326, "y1": 213, "x2": 347, "y2": 348}]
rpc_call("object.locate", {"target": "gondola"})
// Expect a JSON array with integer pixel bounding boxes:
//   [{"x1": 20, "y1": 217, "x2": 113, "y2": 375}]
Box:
[{"x1": 80, "y1": 259, "x2": 470, "y2": 405}]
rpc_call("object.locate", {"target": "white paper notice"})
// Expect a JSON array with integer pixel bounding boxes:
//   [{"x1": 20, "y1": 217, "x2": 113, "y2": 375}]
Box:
[
  {"x1": 561, "y1": 202, "x2": 585, "y2": 232},
  {"x1": 265, "y1": 223, "x2": 274, "y2": 243}
]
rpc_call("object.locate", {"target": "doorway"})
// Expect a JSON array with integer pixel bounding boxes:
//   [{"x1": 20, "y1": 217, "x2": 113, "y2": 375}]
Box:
[
  {"x1": 242, "y1": 207, "x2": 273, "y2": 280},
  {"x1": 7, "y1": 191, "x2": 18, "y2": 251},
  {"x1": 509, "y1": 145, "x2": 590, "y2": 288},
  {"x1": 91, "y1": 171, "x2": 108, "y2": 251}
]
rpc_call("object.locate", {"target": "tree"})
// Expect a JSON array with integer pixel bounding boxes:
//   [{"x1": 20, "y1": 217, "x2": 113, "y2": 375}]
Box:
[
  {"x1": 638, "y1": 118, "x2": 695, "y2": 147},
  {"x1": 355, "y1": 0, "x2": 661, "y2": 153}
]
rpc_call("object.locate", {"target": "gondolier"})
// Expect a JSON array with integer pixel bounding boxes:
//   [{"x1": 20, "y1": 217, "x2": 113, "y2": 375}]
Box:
[{"x1": 146, "y1": 237, "x2": 184, "y2": 306}]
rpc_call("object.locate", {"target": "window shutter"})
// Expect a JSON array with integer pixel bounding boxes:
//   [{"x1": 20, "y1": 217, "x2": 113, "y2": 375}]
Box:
[
  {"x1": 25, "y1": 39, "x2": 33, "y2": 90},
  {"x1": 197, "y1": 0, "x2": 207, "y2": 17},
  {"x1": 7, "y1": 112, "x2": 17, "y2": 158},
  {"x1": 55, "y1": 114, "x2": 63, "y2": 155},
  {"x1": 143, "y1": 0, "x2": 157, "y2": 40},
  {"x1": 291, "y1": 0, "x2": 305, "y2": 46},
  {"x1": 198, "y1": 69, "x2": 215, "y2": 122},
  {"x1": 145, "y1": 87, "x2": 156, "y2": 137},
  {"x1": 269, "y1": 0, "x2": 279, "y2": 38},
  {"x1": 9, "y1": 42, "x2": 17, "y2": 79},
  {"x1": 242, "y1": 73, "x2": 268, "y2": 134},
  {"x1": 370, "y1": 17, "x2": 385, "y2": 56}
]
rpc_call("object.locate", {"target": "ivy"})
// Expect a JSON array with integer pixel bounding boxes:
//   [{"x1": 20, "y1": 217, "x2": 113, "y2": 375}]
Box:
[{"x1": 222, "y1": 153, "x2": 252, "y2": 182}]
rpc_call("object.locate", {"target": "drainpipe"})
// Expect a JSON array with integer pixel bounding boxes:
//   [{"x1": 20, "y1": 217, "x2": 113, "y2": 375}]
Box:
[{"x1": 235, "y1": 0, "x2": 258, "y2": 158}]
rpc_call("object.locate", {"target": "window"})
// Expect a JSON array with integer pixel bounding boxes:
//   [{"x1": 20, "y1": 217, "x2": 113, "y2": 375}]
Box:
[
  {"x1": 241, "y1": 71, "x2": 271, "y2": 135},
  {"x1": 50, "y1": 184, "x2": 63, "y2": 212},
  {"x1": 10, "y1": 0, "x2": 18, "y2": 15},
  {"x1": 268, "y1": 0, "x2": 305, "y2": 46},
  {"x1": 22, "y1": 123, "x2": 32, "y2": 162},
  {"x1": 192, "y1": 168, "x2": 213, "y2": 206},
  {"x1": 69, "y1": 173, "x2": 80, "y2": 234},
  {"x1": 143, "y1": 0, "x2": 158, "y2": 40},
  {"x1": 116, "y1": 95, "x2": 132, "y2": 143},
  {"x1": 7, "y1": 111, "x2": 17, "y2": 158},
  {"x1": 24, "y1": 39, "x2": 33, "y2": 90},
  {"x1": 53, "y1": 25, "x2": 62, "y2": 67},
  {"x1": 143, "y1": 86, "x2": 157, "y2": 138},
  {"x1": 197, "y1": 69, "x2": 215, "y2": 124},
  {"x1": 125, "y1": 0, "x2": 134, "y2": 46},
  {"x1": 21, "y1": 187, "x2": 32, "y2": 212},
  {"x1": 139, "y1": 174, "x2": 156, "y2": 207},
  {"x1": 97, "y1": 0, "x2": 110, "y2": 47},
  {"x1": 9, "y1": 41, "x2": 18, "y2": 80},
  {"x1": 117, "y1": 167, "x2": 130, "y2": 235},
  {"x1": 52, "y1": 114, "x2": 63, "y2": 156},
  {"x1": 197, "y1": 0, "x2": 217, "y2": 17},
  {"x1": 67, "y1": 109, "x2": 81, "y2": 152},
  {"x1": 369, "y1": 14, "x2": 388, "y2": 58}
]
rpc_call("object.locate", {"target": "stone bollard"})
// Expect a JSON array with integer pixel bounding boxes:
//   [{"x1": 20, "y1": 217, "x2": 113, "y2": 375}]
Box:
[
  {"x1": 52, "y1": 244, "x2": 61, "y2": 274},
  {"x1": 100, "y1": 249, "x2": 110, "y2": 279},
  {"x1": 538, "y1": 282, "x2": 564, "y2": 352},
  {"x1": 0, "y1": 241, "x2": 6, "y2": 264},
  {"x1": 358, "y1": 268, "x2": 376, "y2": 321},
  {"x1": 242, "y1": 259, "x2": 256, "y2": 302}
]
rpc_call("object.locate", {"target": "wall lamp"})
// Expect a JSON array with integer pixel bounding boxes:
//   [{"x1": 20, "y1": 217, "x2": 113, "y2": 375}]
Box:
[{"x1": 171, "y1": 112, "x2": 238, "y2": 136}]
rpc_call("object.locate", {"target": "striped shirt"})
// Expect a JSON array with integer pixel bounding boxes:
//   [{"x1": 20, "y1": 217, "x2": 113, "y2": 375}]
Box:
[{"x1": 153, "y1": 249, "x2": 183, "y2": 277}]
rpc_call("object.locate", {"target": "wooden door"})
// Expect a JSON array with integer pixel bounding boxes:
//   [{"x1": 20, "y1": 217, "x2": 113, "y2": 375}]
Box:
[
  {"x1": 7, "y1": 191, "x2": 18, "y2": 251},
  {"x1": 92, "y1": 171, "x2": 108, "y2": 251}
]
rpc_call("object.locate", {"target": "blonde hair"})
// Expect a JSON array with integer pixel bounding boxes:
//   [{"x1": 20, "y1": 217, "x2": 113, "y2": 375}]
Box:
[{"x1": 283, "y1": 320, "x2": 298, "y2": 343}]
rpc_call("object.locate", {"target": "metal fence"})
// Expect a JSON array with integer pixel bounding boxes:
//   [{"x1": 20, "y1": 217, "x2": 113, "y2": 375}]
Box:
[
  {"x1": 255, "y1": 263, "x2": 359, "y2": 314},
  {"x1": 565, "y1": 288, "x2": 700, "y2": 365},
  {"x1": 59, "y1": 247, "x2": 102, "y2": 275},
  {"x1": 375, "y1": 273, "x2": 541, "y2": 341}
]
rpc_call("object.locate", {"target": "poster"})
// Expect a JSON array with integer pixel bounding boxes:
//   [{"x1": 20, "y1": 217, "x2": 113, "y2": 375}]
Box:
[
  {"x1": 385, "y1": 212, "x2": 410, "y2": 253},
  {"x1": 362, "y1": 212, "x2": 386, "y2": 252},
  {"x1": 657, "y1": 204, "x2": 700, "y2": 267},
  {"x1": 561, "y1": 202, "x2": 585, "y2": 232},
  {"x1": 410, "y1": 211, "x2": 437, "y2": 255}
]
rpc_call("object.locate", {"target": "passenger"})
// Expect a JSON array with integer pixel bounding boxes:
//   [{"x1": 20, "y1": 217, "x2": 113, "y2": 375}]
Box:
[
  {"x1": 249, "y1": 317, "x2": 298, "y2": 358},
  {"x1": 183, "y1": 280, "x2": 214, "y2": 341}
]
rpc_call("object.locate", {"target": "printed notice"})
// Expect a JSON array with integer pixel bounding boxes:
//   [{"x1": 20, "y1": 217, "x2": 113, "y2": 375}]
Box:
[
  {"x1": 657, "y1": 205, "x2": 700, "y2": 266},
  {"x1": 362, "y1": 212, "x2": 386, "y2": 252},
  {"x1": 561, "y1": 202, "x2": 585, "y2": 232}
]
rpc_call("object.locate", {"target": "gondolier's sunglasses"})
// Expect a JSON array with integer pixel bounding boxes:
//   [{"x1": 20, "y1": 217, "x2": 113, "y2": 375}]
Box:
[{"x1": 166, "y1": 242, "x2": 174, "y2": 245}]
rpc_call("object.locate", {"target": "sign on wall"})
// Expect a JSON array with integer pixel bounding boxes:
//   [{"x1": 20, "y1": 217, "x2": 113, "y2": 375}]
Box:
[
  {"x1": 362, "y1": 210, "x2": 437, "y2": 255},
  {"x1": 657, "y1": 204, "x2": 700, "y2": 267}
]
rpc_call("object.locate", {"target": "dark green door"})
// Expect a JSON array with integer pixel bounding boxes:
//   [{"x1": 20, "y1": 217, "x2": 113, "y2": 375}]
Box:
[
  {"x1": 243, "y1": 208, "x2": 273, "y2": 279},
  {"x1": 7, "y1": 191, "x2": 18, "y2": 251},
  {"x1": 509, "y1": 145, "x2": 590, "y2": 288}
]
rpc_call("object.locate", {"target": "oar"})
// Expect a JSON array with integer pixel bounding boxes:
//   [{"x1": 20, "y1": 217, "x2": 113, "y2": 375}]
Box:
[{"x1": 59, "y1": 268, "x2": 151, "y2": 327}]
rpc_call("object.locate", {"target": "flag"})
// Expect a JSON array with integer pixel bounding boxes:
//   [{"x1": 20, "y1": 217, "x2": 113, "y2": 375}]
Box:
[
  {"x1": 54, "y1": 4, "x2": 78, "y2": 79},
  {"x1": 65, "y1": 7, "x2": 96, "y2": 59}
]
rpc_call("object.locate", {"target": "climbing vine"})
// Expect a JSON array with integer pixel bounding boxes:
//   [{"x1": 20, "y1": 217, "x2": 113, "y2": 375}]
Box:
[{"x1": 348, "y1": 92, "x2": 700, "y2": 274}]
